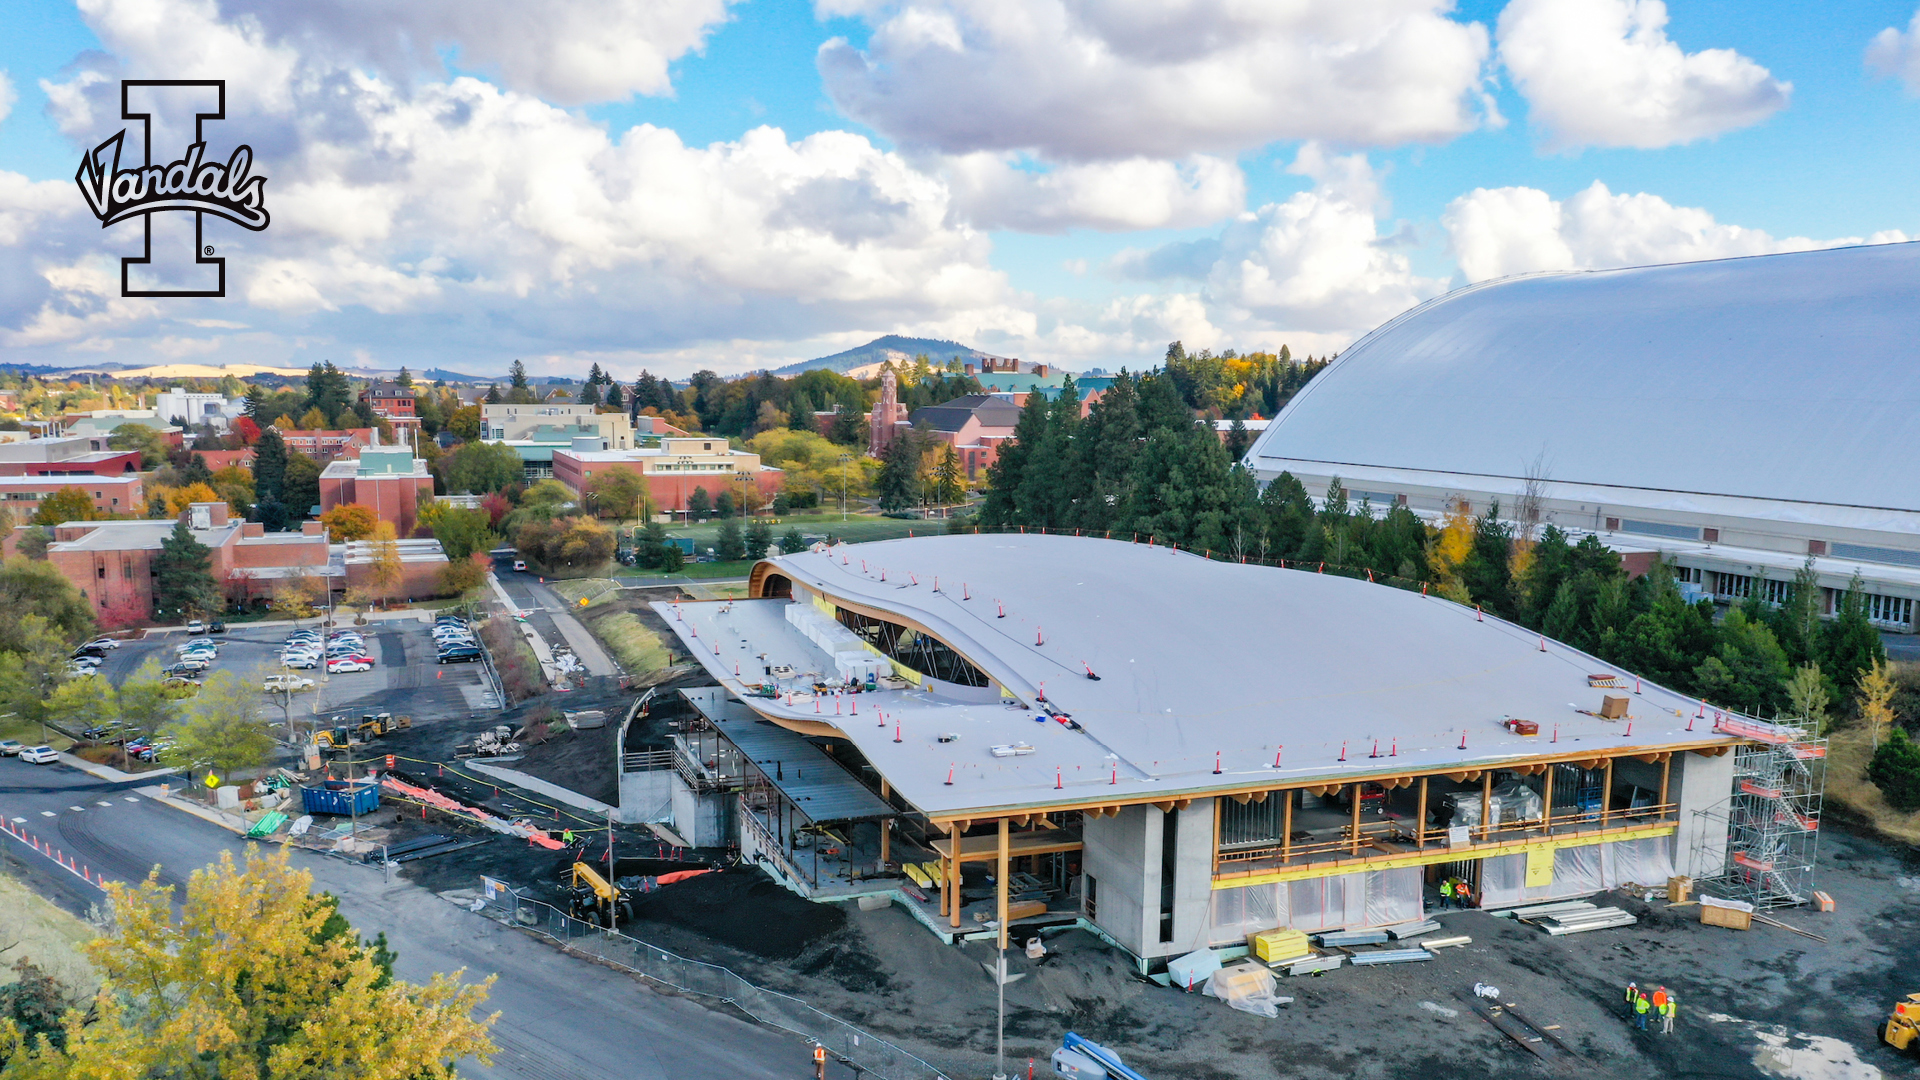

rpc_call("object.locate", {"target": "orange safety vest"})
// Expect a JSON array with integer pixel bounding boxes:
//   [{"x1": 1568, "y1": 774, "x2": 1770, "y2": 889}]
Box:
[{"x1": 1651, "y1": 989, "x2": 1668, "y2": 1009}]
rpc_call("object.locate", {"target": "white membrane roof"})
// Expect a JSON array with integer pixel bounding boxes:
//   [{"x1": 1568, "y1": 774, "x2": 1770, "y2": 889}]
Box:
[
  {"x1": 1246, "y1": 242, "x2": 1920, "y2": 513},
  {"x1": 654, "y1": 535, "x2": 1735, "y2": 818}
]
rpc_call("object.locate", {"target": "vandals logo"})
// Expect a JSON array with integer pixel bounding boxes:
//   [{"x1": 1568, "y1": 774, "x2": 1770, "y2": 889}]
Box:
[{"x1": 74, "y1": 80, "x2": 269, "y2": 298}]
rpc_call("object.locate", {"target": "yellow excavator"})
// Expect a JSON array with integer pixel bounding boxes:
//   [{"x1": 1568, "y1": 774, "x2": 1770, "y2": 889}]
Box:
[
  {"x1": 567, "y1": 862, "x2": 634, "y2": 926},
  {"x1": 1887, "y1": 993, "x2": 1920, "y2": 1050},
  {"x1": 355, "y1": 712, "x2": 410, "y2": 739}
]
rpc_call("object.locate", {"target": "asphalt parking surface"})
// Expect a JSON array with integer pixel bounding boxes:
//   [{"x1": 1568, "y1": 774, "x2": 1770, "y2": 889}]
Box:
[{"x1": 91, "y1": 619, "x2": 499, "y2": 724}]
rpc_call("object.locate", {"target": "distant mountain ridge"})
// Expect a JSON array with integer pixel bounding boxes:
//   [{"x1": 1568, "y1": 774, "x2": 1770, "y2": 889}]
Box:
[{"x1": 771, "y1": 335, "x2": 1005, "y2": 376}]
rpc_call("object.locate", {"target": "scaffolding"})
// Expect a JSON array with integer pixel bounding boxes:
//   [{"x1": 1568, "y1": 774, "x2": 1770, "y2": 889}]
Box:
[{"x1": 1700, "y1": 717, "x2": 1826, "y2": 909}]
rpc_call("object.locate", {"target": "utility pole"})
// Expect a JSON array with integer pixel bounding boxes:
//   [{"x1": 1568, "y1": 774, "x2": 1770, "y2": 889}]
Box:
[
  {"x1": 839, "y1": 454, "x2": 850, "y2": 522},
  {"x1": 606, "y1": 808, "x2": 616, "y2": 934}
]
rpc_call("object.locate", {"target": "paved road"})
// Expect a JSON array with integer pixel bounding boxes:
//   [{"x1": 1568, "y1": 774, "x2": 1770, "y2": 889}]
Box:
[
  {"x1": 0, "y1": 758, "x2": 806, "y2": 1080},
  {"x1": 490, "y1": 564, "x2": 620, "y2": 678}
]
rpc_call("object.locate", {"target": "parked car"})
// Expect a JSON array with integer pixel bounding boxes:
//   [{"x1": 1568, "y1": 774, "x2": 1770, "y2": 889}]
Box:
[
  {"x1": 186, "y1": 619, "x2": 207, "y2": 634},
  {"x1": 437, "y1": 646, "x2": 482, "y2": 664},
  {"x1": 283, "y1": 655, "x2": 319, "y2": 670},
  {"x1": 177, "y1": 641, "x2": 220, "y2": 655},
  {"x1": 160, "y1": 676, "x2": 201, "y2": 693},
  {"x1": 0, "y1": 740, "x2": 22, "y2": 756},
  {"x1": 263, "y1": 674, "x2": 317, "y2": 692},
  {"x1": 208, "y1": 620, "x2": 226, "y2": 633},
  {"x1": 82, "y1": 724, "x2": 119, "y2": 740},
  {"x1": 137, "y1": 740, "x2": 174, "y2": 762},
  {"x1": 80, "y1": 637, "x2": 119, "y2": 650},
  {"x1": 19, "y1": 746, "x2": 58, "y2": 764},
  {"x1": 512, "y1": 559, "x2": 527, "y2": 571},
  {"x1": 327, "y1": 658, "x2": 373, "y2": 674},
  {"x1": 164, "y1": 659, "x2": 209, "y2": 676}
]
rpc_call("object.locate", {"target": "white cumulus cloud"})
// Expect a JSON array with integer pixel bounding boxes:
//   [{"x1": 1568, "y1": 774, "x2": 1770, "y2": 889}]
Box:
[
  {"x1": 939, "y1": 153, "x2": 1245, "y2": 233},
  {"x1": 817, "y1": 0, "x2": 1492, "y2": 161},
  {"x1": 1443, "y1": 181, "x2": 1911, "y2": 282},
  {"x1": 1497, "y1": 0, "x2": 1790, "y2": 150},
  {"x1": 0, "y1": 71, "x2": 16, "y2": 128},
  {"x1": 1867, "y1": 8, "x2": 1920, "y2": 93}
]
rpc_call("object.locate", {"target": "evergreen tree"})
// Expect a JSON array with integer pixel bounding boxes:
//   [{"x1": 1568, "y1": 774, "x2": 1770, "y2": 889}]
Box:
[
  {"x1": 745, "y1": 519, "x2": 774, "y2": 559},
  {"x1": 484, "y1": 383, "x2": 503, "y2": 404},
  {"x1": 1768, "y1": 556, "x2": 1825, "y2": 665},
  {"x1": 979, "y1": 391, "x2": 1048, "y2": 526},
  {"x1": 778, "y1": 526, "x2": 807, "y2": 554},
  {"x1": 152, "y1": 520, "x2": 223, "y2": 619},
  {"x1": 1462, "y1": 502, "x2": 1515, "y2": 618},
  {"x1": 304, "y1": 361, "x2": 352, "y2": 421},
  {"x1": 604, "y1": 382, "x2": 624, "y2": 410},
  {"x1": 715, "y1": 490, "x2": 737, "y2": 518},
  {"x1": 687, "y1": 486, "x2": 712, "y2": 520},
  {"x1": 715, "y1": 518, "x2": 746, "y2": 561},
  {"x1": 282, "y1": 453, "x2": 322, "y2": 518},
  {"x1": 875, "y1": 430, "x2": 922, "y2": 512},
  {"x1": 1257, "y1": 471, "x2": 1314, "y2": 560},
  {"x1": 586, "y1": 362, "x2": 605, "y2": 387},
  {"x1": 829, "y1": 409, "x2": 864, "y2": 446},
  {"x1": 579, "y1": 381, "x2": 601, "y2": 407},
  {"x1": 181, "y1": 452, "x2": 213, "y2": 487},
  {"x1": 395, "y1": 366, "x2": 414, "y2": 390},
  {"x1": 1692, "y1": 609, "x2": 1791, "y2": 717},
  {"x1": 1822, "y1": 573, "x2": 1886, "y2": 693},
  {"x1": 1071, "y1": 372, "x2": 1143, "y2": 532},
  {"x1": 1869, "y1": 727, "x2": 1920, "y2": 811},
  {"x1": 1014, "y1": 379, "x2": 1080, "y2": 529},
  {"x1": 252, "y1": 427, "x2": 288, "y2": 504},
  {"x1": 932, "y1": 446, "x2": 964, "y2": 509},
  {"x1": 1224, "y1": 417, "x2": 1253, "y2": 461},
  {"x1": 507, "y1": 360, "x2": 537, "y2": 404},
  {"x1": 242, "y1": 384, "x2": 267, "y2": 419}
]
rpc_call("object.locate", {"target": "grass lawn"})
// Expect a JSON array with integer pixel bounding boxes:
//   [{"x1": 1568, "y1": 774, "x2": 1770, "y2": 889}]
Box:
[
  {"x1": 664, "y1": 511, "x2": 945, "y2": 548},
  {"x1": 547, "y1": 578, "x2": 621, "y2": 605},
  {"x1": 586, "y1": 611, "x2": 673, "y2": 673},
  {"x1": 1826, "y1": 724, "x2": 1920, "y2": 847},
  {"x1": 0, "y1": 872, "x2": 99, "y2": 997}
]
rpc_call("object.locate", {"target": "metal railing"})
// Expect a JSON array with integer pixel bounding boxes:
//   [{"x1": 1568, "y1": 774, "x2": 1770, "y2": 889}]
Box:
[
  {"x1": 479, "y1": 884, "x2": 948, "y2": 1080},
  {"x1": 1217, "y1": 802, "x2": 1679, "y2": 868},
  {"x1": 622, "y1": 749, "x2": 674, "y2": 773}
]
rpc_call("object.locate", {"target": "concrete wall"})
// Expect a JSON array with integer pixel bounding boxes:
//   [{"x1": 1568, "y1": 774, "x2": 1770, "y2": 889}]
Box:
[
  {"x1": 1672, "y1": 749, "x2": 1736, "y2": 879},
  {"x1": 1081, "y1": 805, "x2": 1151, "y2": 957},
  {"x1": 664, "y1": 774, "x2": 726, "y2": 843},
  {"x1": 615, "y1": 767, "x2": 675, "y2": 825},
  {"x1": 1080, "y1": 798, "x2": 1218, "y2": 963}
]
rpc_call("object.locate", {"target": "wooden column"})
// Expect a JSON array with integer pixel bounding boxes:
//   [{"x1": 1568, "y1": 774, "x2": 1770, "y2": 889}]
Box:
[
  {"x1": 1601, "y1": 758, "x2": 1614, "y2": 827},
  {"x1": 1480, "y1": 772, "x2": 1493, "y2": 841},
  {"x1": 879, "y1": 818, "x2": 891, "y2": 867},
  {"x1": 996, "y1": 818, "x2": 1011, "y2": 950},
  {"x1": 1281, "y1": 791, "x2": 1293, "y2": 864},
  {"x1": 1541, "y1": 766, "x2": 1555, "y2": 837},
  {"x1": 1349, "y1": 783, "x2": 1363, "y2": 856},
  {"x1": 1416, "y1": 777, "x2": 1428, "y2": 848},
  {"x1": 949, "y1": 828, "x2": 964, "y2": 928},
  {"x1": 938, "y1": 853, "x2": 949, "y2": 918},
  {"x1": 1658, "y1": 754, "x2": 1672, "y2": 818}
]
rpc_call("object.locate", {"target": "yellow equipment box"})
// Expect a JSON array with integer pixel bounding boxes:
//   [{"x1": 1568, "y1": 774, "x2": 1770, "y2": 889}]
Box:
[{"x1": 1250, "y1": 928, "x2": 1311, "y2": 963}]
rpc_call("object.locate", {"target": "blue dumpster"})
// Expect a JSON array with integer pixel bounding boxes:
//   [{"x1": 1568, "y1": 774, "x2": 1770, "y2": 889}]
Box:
[{"x1": 301, "y1": 781, "x2": 380, "y2": 816}]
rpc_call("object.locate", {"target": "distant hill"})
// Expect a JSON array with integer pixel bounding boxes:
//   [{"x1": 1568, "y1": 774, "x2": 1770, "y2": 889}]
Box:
[
  {"x1": 64, "y1": 361, "x2": 310, "y2": 379},
  {"x1": 771, "y1": 335, "x2": 1003, "y2": 377}
]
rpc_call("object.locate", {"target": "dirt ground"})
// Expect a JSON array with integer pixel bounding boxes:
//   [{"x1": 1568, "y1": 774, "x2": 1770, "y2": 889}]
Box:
[
  {"x1": 545, "y1": 824, "x2": 1917, "y2": 1080},
  {"x1": 349, "y1": 595, "x2": 1920, "y2": 1080}
]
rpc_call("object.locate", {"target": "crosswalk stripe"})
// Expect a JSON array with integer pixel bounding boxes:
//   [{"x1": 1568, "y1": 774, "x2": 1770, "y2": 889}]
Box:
[
  {"x1": 68, "y1": 806, "x2": 84, "y2": 812},
  {"x1": 10, "y1": 817, "x2": 24, "y2": 824},
  {"x1": 124, "y1": 797, "x2": 140, "y2": 803},
  {"x1": 40, "y1": 811, "x2": 55, "y2": 817},
  {"x1": 97, "y1": 801, "x2": 114, "y2": 807}
]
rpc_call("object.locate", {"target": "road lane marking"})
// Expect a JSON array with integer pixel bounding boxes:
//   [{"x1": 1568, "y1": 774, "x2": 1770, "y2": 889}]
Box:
[
  {"x1": 124, "y1": 797, "x2": 140, "y2": 803},
  {"x1": 97, "y1": 801, "x2": 114, "y2": 807},
  {"x1": 68, "y1": 806, "x2": 84, "y2": 812},
  {"x1": 39, "y1": 811, "x2": 55, "y2": 817},
  {"x1": 10, "y1": 817, "x2": 23, "y2": 823}
]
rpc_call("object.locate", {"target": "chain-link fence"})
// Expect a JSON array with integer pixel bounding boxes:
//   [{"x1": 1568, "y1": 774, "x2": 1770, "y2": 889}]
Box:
[{"x1": 479, "y1": 881, "x2": 949, "y2": 1080}]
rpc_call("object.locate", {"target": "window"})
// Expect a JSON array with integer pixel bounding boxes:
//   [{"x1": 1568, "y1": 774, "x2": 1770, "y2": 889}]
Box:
[
  {"x1": 1671, "y1": 566, "x2": 1703, "y2": 585},
  {"x1": 1158, "y1": 808, "x2": 1178, "y2": 943},
  {"x1": 1866, "y1": 593, "x2": 1915, "y2": 628},
  {"x1": 1620, "y1": 519, "x2": 1702, "y2": 541},
  {"x1": 1715, "y1": 572, "x2": 1752, "y2": 599},
  {"x1": 1084, "y1": 874, "x2": 1097, "y2": 920},
  {"x1": 1831, "y1": 542, "x2": 1920, "y2": 569},
  {"x1": 835, "y1": 609, "x2": 991, "y2": 687},
  {"x1": 1761, "y1": 579, "x2": 1793, "y2": 606}
]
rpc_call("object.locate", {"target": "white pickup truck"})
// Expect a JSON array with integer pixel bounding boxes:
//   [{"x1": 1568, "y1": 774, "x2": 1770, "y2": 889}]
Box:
[{"x1": 262, "y1": 674, "x2": 316, "y2": 693}]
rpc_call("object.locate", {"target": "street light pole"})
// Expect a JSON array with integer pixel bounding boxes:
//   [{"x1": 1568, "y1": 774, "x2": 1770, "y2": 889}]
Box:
[{"x1": 839, "y1": 454, "x2": 850, "y2": 522}]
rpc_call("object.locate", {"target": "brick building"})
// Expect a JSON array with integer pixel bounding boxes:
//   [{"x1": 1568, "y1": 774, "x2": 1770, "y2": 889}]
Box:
[
  {"x1": 46, "y1": 503, "x2": 330, "y2": 619},
  {"x1": 906, "y1": 394, "x2": 1021, "y2": 480},
  {"x1": 0, "y1": 475, "x2": 145, "y2": 517},
  {"x1": 553, "y1": 437, "x2": 780, "y2": 517},
  {"x1": 318, "y1": 444, "x2": 435, "y2": 537},
  {"x1": 0, "y1": 437, "x2": 143, "y2": 478},
  {"x1": 866, "y1": 368, "x2": 908, "y2": 458},
  {"x1": 276, "y1": 428, "x2": 374, "y2": 461}
]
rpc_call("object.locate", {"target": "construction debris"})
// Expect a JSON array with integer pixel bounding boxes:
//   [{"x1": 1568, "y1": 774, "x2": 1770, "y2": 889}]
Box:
[
  {"x1": 1386, "y1": 919, "x2": 1443, "y2": 940},
  {"x1": 1422, "y1": 935, "x2": 1473, "y2": 950},
  {"x1": 1349, "y1": 948, "x2": 1434, "y2": 966},
  {"x1": 1752, "y1": 912, "x2": 1828, "y2": 943},
  {"x1": 1202, "y1": 962, "x2": 1293, "y2": 1017},
  {"x1": 1281, "y1": 954, "x2": 1344, "y2": 976},
  {"x1": 1314, "y1": 929, "x2": 1389, "y2": 947},
  {"x1": 1538, "y1": 908, "x2": 1637, "y2": 935}
]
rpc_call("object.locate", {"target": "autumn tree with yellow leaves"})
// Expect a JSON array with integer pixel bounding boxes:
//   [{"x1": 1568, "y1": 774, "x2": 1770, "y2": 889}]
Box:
[{"x1": 0, "y1": 847, "x2": 496, "y2": 1078}]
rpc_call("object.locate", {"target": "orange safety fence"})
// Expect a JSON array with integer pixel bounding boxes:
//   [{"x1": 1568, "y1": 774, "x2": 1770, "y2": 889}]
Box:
[{"x1": 379, "y1": 773, "x2": 566, "y2": 849}]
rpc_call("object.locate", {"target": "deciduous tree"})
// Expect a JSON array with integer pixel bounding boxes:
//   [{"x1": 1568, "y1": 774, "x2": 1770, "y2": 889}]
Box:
[
  {"x1": 161, "y1": 669, "x2": 276, "y2": 778},
  {"x1": 319, "y1": 502, "x2": 379, "y2": 541},
  {"x1": 30, "y1": 487, "x2": 97, "y2": 526},
  {"x1": 0, "y1": 847, "x2": 494, "y2": 1077}
]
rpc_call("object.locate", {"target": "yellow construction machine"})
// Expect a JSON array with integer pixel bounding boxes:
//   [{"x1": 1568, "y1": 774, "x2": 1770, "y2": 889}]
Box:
[
  {"x1": 567, "y1": 862, "x2": 634, "y2": 926},
  {"x1": 354, "y1": 712, "x2": 410, "y2": 739},
  {"x1": 311, "y1": 726, "x2": 353, "y2": 752},
  {"x1": 1886, "y1": 993, "x2": 1920, "y2": 1050}
]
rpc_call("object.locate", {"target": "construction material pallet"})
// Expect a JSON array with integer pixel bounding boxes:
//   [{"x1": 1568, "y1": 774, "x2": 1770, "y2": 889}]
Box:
[
  {"x1": 1348, "y1": 948, "x2": 1433, "y2": 966},
  {"x1": 1462, "y1": 994, "x2": 1575, "y2": 1064},
  {"x1": 1280, "y1": 954, "x2": 1344, "y2": 976}
]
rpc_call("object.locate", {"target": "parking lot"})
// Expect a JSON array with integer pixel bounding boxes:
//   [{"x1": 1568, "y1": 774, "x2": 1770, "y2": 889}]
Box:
[{"x1": 90, "y1": 616, "x2": 500, "y2": 731}]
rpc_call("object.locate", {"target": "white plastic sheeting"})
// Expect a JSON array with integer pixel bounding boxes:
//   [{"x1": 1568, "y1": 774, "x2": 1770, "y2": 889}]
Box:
[
  {"x1": 1209, "y1": 867, "x2": 1423, "y2": 943},
  {"x1": 1478, "y1": 837, "x2": 1677, "y2": 908},
  {"x1": 782, "y1": 603, "x2": 889, "y2": 682}
]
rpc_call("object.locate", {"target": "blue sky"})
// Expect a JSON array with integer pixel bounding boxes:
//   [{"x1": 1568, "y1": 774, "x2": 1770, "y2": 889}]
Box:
[{"x1": 3, "y1": 0, "x2": 1920, "y2": 378}]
